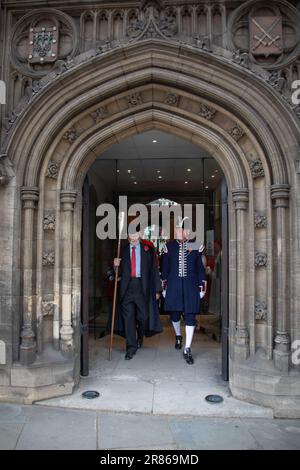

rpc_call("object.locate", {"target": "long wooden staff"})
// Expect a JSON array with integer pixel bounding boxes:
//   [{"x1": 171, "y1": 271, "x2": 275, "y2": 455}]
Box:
[{"x1": 109, "y1": 211, "x2": 125, "y2": 360}]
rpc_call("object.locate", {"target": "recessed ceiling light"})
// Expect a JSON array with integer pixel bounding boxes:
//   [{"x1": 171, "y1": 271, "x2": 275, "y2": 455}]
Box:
[
  {"x1": 205, "y1": 185, "x2": 209, "y2": 189},
  {"x1": 158, "y1": 175, "x2": 162, "y2": 179},
  {"x1": 134, "y1": 181, "x2": 138, "y2": 185},
  {"x1": 152, "y1": 139, "x2": 157, "y2": 143},
  {"x1": 116, "y1": 169, "x2": 120, "y2": 173},
  {"x1": 211, "y1": 175, "x2": 215, "y2": 178},
  {"x1": 156, "y1": 170, "x2": 161, "y2": 173},
  {"x1": 187, "y1": 168, "x2": 191, "y2": 172},
  {"x1": 185, "y1": 181, "x2": 188, "y2": 184},
  {"x1": 127, "y1": 169, "x2": 131, "y2": 173}
]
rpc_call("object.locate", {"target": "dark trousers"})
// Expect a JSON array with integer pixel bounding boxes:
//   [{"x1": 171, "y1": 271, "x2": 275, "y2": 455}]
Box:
[
  {"x1": 121, "y1": 278, "x2": 147, "y2": 353},
  {"x1": 170, "y1": 311, "x2": 197, "y2": 327}
]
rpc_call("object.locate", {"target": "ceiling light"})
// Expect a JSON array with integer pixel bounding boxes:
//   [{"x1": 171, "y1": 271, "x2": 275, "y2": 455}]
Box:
[
  {"x1": 158, "y1": 176, "x2": 162, "y2": 179},
  {"x1": 134, "y1": 181, "x2": 138, "y2": 185},
  {"x1": 211, "y1": 175, "x2": 215, "y2": 178},
  {"x1": 205, "y1": 185, "x2": 209, "y2": 189},
  {"x1": 127, "y1": 169, "x2": 131, "y2": 173},
  {"x1": 152, "y1": 139, "x2": 157, "y2": 143},
  {"x1": 185, "y1": 181, "x2": 188, "y2": 184},
  {"x1": 187, "y1": 168, "x2": 191, "y2": 172},
  {"x1": 156, "y1": 170, "x2": 161, "y2": 173},
  {"x1": 116, "y1": 169, "x2": 120, "y2": 173}
]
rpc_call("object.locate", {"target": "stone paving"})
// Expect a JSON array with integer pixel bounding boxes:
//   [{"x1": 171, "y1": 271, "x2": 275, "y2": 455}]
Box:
[
  {"x1": 35, "y1": 318, "x2": 273, "y2": 418},
  {"x1": 0, "y1": 403, "x2": 300, "y2": 450}
]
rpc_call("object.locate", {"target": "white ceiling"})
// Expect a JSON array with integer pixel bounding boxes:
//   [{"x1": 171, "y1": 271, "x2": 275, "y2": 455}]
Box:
[{"x1": 89, "y1": 130, "x2": 223, "y2": 194}]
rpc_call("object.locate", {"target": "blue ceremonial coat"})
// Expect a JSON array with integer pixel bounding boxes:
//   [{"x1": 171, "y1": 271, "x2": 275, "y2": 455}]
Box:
[{"x1": 161, "y1": 240, "x2": 206, "y2": 314}]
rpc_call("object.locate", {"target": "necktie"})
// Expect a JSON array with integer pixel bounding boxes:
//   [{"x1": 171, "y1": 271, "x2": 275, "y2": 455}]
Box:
[{"x1": 131, "y1": 246, "x2": 136, "y2": 278}]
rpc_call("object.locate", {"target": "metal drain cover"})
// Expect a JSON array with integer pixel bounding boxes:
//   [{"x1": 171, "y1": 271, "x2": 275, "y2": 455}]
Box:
[
  {"x1": 82, "y1": 390, "x2": 100, "y2": 399},
  {"x1": 205, "y1": 394, "x2": 223, "y2": 404}
]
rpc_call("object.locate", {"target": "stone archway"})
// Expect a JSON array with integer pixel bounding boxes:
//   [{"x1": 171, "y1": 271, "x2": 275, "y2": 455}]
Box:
[{"x1": 1, "y1": 40, "x2": 299, "y2": 416}]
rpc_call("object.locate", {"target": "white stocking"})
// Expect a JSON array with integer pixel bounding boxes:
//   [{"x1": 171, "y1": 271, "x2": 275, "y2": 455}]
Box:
[
  {"x1": 185, "y1": 325, "x2": 195, "y2": 350},
  {"x1": 172, "y1": 321, "x2": 181, "y2": 336}
]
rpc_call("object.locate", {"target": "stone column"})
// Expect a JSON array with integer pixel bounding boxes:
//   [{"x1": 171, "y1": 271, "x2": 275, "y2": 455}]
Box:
[
  {"x1": 271, "y1": 184, "x2": 290, "y2": 372},
  {"x1": 60, "y1": 190, "x2": 77, "y2": 356},
  {"x1": 20, "y1": 187, "x2": 39, "y2": 365},
  {"x1": 232, "y1": 188, "x2": 250, "y2": 360}
]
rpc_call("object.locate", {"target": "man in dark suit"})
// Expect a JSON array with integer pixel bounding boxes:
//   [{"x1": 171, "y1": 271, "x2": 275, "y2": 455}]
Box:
[{"x1": 114, "y1": 231, "x2": 162, "y2": 360}]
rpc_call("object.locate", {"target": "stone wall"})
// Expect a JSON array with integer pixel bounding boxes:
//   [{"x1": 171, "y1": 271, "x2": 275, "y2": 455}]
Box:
[{"x1": 0, "y1": 0, "x2": 299, "y2": 416}]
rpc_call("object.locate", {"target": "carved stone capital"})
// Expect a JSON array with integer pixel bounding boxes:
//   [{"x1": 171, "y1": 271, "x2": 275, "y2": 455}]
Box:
[
  {"x1": 60, "y1": 190, "x2": 77, "y2": 211},
  {"x1": 232, "y1": 188, "x2": 249, "y2": 210},
  {"x1": 271, "y1": 184, "x2": 290, "y2": 208},
  {"x1": 20, "y1": 187, "x2": 39, "y2": 209}
]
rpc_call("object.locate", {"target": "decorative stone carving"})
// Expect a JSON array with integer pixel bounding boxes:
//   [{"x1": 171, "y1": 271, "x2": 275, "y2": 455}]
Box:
[
  {"x1": 249, "y1": 159, "x2": 265, "y2": 178},
  {"x1": 267, "y1": 71, "x2": 286, "y2": 94},
  {"x1": 63, "y1": 128, "x2": 80, "y2": 142},
  {"x1": 10, "y1": 9, "x2": 78, "y2": 79},
  {"x1": 255, "y1": 301, "x2": 268, "y2": 321},
  {"x1": 42, "y1": 251, "x2": 55, "y2": 266},
  {"x1": 0, "y1": 154, "x2": 14, "y2": 185},
  {"x1": 43, "y1": 212, "x2": 56, "y2": 231},
  {"x1": 254, "y1": 213, "x2": 268, "y2": 229},
  {"x1": 232, "y1": 50, "x2": 251, "y2": 69},
  {"x1": 90, "y1": 107, "x2": 108, "y2": 123},
  {"x1": 229, "y1": 1, "x2": 300, "y2": 70},
  {"x1": 198, "y1": 104, "x2": 216, "y2": 120},
  {"x1": 128, "y1": 93, "x2": 142, "y2": 107},
  {"x1": 250, "y1": 16, "x2": 283, "y2": 59},
  {"x1": 29, "y1": 25, "x2": 59, "y2": 64},
  {"x1": 46, "y1": 161, "x2": 60, "y2": 179},
  {"x1": 42, "y1": 301, "x2": 54, "y2": 316},
  {"x1": 255, "y1": 252, "x2": 268, "y2": 267},
  {"x1": 194, "y1": 36, "x2": 212, "y2": 52},
  {"x1": 127, "y1": 4, "x2": 177, "y2": 41},
  {"x1": 164, "y1": 93, "x2": 179, "y2": 106},
  {"x1": 229, "y1": 124, "x2": 245, "y2": 141},
  {"x1": 293, "y1": 105, "x2": 300, "y2": 120}
]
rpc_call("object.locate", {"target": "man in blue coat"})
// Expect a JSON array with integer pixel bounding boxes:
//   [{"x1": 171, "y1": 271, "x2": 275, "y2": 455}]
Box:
[{"x1": 161, "y1": 218, "x2": 207, "y2": 364}]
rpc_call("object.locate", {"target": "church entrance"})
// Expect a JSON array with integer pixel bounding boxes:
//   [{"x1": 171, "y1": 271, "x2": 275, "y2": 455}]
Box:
[{"x1": 80, "y1": 130, "x2": 229, "y2": 401}]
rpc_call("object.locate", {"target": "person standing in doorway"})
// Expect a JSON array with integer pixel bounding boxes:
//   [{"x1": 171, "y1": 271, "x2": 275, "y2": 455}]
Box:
[
  {"x1": 161, "y1": 218, "x2": 207, "y2": 364},
  {"x1": 114, "y1": 231, "x2": 162, "y2": 360}
]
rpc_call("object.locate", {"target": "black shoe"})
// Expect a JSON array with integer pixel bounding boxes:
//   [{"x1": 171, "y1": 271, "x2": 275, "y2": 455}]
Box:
[
  {"x1": 137, "y1": 337, "x2": 143, "y2": 349},
  {"x1": 125, "y1": 349, "x2": 137, "y2": 360},
  {"x1": 175, "y1": 335, "x2": 182, "y2": 350},
  {"x1": 183, "y1": 348, "x2": 194, "y2": 365}
]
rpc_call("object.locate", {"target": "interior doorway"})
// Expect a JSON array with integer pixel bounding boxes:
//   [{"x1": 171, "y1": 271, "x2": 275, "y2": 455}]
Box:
[{"x1": 80, "y1": 130, "x2": 228, "y2": 382}]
